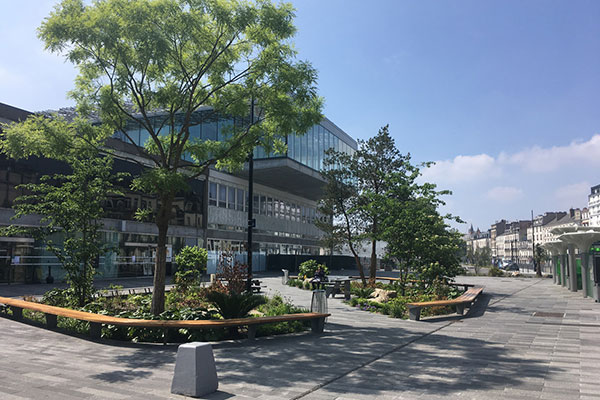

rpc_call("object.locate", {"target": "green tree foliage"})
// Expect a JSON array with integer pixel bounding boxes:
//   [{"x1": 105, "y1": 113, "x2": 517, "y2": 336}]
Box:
[
  {"x1": 0, "y1": 141, "x2": 124, "y2": 307},
  {"x1": 473, "y1": 246, "x2": 492, "y2": 274},
  {"x1": 534, "y1": 244, "x2": 548, "y2": 276},
  {"x1": 298, "y1": 259, "x2": 328, "y2": 279},
  {"x1": 318, "y1": 125, "x2": 414, "y2": 285},
  {"x1": 175, "y1": 246, "x2": 208, "y2": 273},
  {"x1": 383, "y1": 182, "x2": 465, "y2": 287},
  {"x1": 21, "y1": 0, "x2": 322, "y2": 315}
]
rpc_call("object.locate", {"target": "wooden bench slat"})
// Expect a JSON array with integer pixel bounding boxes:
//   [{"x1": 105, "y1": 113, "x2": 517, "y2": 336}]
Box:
[
  {"x1": 406, "y1": 287, "x2": 484, "y2": 321},
  {"x1": 0, "y1": 296, "x2": 329, "y2": 329}
]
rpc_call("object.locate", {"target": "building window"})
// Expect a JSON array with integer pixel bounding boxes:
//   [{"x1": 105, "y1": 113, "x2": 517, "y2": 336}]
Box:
[
  {"x1": 236, "y1": 188, "x2": 244, "y2": 211},
  {"x1": 267, "y1": 197, "x2": 273, "y2": 217},
  {"x1": 253, "y1": 194, "x2": 259, "y2": 214},
  {"x1": 209, "y1": 182, "x2": 217, "y2": 206},
  {"x1": 260, "y1": 195, "x2": 266, "y2": 215},
  {"x1": 228, "y1": 186, "x2": 235, "y2": 210},
  {"x1": 218, "y1": 184, "x2": 227, "y2": 208}
]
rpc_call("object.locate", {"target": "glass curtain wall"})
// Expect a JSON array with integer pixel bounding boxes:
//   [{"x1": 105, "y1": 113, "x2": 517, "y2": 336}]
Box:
[{"x1": 116, "y1": 111, "x2": 355, "y2": 172}]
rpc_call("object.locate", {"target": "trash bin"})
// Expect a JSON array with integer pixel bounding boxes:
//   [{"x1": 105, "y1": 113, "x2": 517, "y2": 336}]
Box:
[
  {"x1": 311, "y1": 289, "x2": 327, "y2": 315},
  {"x1": 282, "y1": 269, "x2": 289, "y2": 285}
]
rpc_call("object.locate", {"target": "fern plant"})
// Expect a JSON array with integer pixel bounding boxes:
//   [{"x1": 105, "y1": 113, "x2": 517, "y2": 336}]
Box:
[{"x1": 206, "y1": 291, "x2": 267, "y2": 319}]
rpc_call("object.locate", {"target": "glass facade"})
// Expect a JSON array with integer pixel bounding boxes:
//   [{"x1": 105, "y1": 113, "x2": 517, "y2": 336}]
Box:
[
  {"x1": 208, "y1": 180, "x2": 322, "y2": 225},
  {"x1": 114, "y1": 110, "x2": 355, "y2": 173}
]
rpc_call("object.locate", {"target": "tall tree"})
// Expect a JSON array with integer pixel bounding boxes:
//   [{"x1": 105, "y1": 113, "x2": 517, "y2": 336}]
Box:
[
  {"x1": 21, "y1": 0, "x2": 322, "y2": 315},
  {"x1": 534, "y1": 244, "x2": 548, "y2": 276},
  {"x1": 0, "y1": 116, "x2": 123, "y2": 306},
  {"x1": 382, "y1": 171, "x2": 464, "y2": 289},
  {"x1": 318, "y1": 125, "x2": 416, "y2": 286}
]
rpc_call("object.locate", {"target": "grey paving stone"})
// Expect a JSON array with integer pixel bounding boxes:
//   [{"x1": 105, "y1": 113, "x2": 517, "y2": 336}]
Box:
[{"x1": 2, "y1": 275, "x2": 600, "y2": 399}]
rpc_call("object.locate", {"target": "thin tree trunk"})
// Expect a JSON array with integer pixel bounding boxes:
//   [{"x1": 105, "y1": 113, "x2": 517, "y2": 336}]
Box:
[
  {"x1": 352, "y1": 251, "x2": 366, "y2": 286},
  {"x1": 151, "y1": 195, "x2": 173, "y2": 316},
  {"x1": 369, "y1": 239, "x2": 377, "y2": 286}
]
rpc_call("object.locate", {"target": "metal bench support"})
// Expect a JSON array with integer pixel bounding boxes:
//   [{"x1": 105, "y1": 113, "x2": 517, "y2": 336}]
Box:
[
  {"x1": 89, "y1": 322, "x2": 102, "y2": 339},
  {"x1": 408, "y1": 306, "x2": 421, "y2": 321},
  {"x1": 311, "y1": 317, "x2": 325, "y2": 333},
  {"x1": 11, "y1": 306, "x2": 23, "y2": 320},
  {"x1": 247, "y1": 325, "x2": 257, "y2": 340},
  {"x1": 45, "y1": 313, "x2": 57, "y2": 329}
]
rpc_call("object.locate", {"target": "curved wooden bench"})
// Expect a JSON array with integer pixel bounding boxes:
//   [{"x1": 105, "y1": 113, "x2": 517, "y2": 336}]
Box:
[
  {"x1": 0, "y1": 296, "x2": 329, "y2": 341},
  {"x1": 406, "y1": 286, "x2": 484, "y2": 321}
]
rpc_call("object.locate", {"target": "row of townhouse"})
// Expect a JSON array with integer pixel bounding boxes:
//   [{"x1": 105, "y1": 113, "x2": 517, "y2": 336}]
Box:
[{"x1": 467, "y1": 207, "x2": 588, "y2": 265}]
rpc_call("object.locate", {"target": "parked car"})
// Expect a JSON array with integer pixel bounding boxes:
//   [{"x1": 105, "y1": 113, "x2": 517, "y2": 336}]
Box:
[{"x1": 502, "y1": 262, "x2": 520, "y2": 271}]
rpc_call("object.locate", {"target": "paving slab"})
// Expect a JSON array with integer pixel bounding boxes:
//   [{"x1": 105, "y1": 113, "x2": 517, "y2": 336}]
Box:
[{"x1": 1, "y1": 275, "x2": 600, "y2": 399}]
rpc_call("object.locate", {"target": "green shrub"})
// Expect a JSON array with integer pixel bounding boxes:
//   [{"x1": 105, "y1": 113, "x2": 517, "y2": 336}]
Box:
[
  {"x1": 386, "y1": 298, "x2": 407, "y2": 318},
  {"x1": 255, "y1": 295, "x2": 310, "y2": 337},
  {"x1": 42, "y1": 288, "x2": 77, "y2": 308},
  {"x1": 298, "y1": 259, "x2": 329, "y2": 279},
  {"x1": 175, "y1": 246, "x2": 208, "y2": 273},
  {"x1": 488, "y1": 266, "x2": 504, "y2": 277}
]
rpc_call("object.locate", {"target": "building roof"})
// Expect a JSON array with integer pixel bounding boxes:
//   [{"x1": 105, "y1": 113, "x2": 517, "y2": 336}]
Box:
[{"x1": 0, "y1": 102, "x2": 32, "y2": 123}]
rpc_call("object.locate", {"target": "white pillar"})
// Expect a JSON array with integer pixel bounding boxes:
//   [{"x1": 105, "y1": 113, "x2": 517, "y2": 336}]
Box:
[
  {"x1": 561, "y1": 253, "x2": 567, "y2": 287},
  {"x1": 568, "y1": 244, "x2": 577, "y2": 292}
]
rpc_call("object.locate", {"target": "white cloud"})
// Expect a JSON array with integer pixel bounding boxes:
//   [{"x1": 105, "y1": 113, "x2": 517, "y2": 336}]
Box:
[
  {"x1": 421, "y1": 153, "x2": 497, "y2": 184},
  {"x1": 499, "y1": 135, "x2": 600, "y2": 173},
  {"x1": 485, "y1": 186, "x2": 523, "y2": 202},
  {"x1": 554, "y1": 181, "x2": 590, "y2": 209},
  {"x1": 423, "y1": 134, "x2": 600, "y2": 190}
]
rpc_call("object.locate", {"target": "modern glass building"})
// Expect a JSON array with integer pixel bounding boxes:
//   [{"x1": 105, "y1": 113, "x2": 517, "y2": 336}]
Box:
[{"x1": 0, "y1": 103, "x2": 357, "y2": 282}]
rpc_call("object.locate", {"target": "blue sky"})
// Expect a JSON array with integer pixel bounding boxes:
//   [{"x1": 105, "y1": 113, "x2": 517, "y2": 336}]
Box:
[{"x1": 1, "y1": 1, "x2": 600, "y2": 231}]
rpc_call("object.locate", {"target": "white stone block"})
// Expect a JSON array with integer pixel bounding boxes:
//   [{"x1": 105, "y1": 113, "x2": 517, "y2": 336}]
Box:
[{"x1": 171, "y1": 342, "x2": 218, "y2": 397}]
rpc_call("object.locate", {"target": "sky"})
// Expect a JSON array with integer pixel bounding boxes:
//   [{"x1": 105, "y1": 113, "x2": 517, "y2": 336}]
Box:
[{"x1": 1, "y1": 1, "x2": 600, "y2": 232}]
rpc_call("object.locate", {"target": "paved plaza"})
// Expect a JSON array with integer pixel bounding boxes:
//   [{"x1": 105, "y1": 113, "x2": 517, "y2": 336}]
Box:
[{"x1": 1, "y1": 276, "x2": 600, "y2": 399}]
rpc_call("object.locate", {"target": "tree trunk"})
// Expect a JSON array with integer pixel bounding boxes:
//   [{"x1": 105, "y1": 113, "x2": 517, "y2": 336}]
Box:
[
  {"x1": 353, "y1": 253, "x2": 366, "y2": 286},
  {"x1": 369, "y1": 239, "x2": 377, "y2": 286},
  {"x1": 151, "y1": 195, "x2": 173, "y2": 316}
]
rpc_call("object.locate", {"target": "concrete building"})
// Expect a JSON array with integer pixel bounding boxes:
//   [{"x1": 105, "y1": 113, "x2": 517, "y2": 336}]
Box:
[
  {"x1": 0, "y1": 102, "x2": 357, "y2": 283},
  {"x1": 588, "y1": 184, "x2": 600, "y2": 227},
  {"x1": 490, "y1": 220, "x2": 507, "y2": 261}
]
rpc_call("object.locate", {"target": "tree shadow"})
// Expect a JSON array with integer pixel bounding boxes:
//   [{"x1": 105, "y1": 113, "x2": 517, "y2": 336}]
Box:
[
  {"x1": 91, "y1": 369, "x2": 152, "y2": 383},
  {"x1": 99, "y1": 316, "x2": 563, "y2": 399}
]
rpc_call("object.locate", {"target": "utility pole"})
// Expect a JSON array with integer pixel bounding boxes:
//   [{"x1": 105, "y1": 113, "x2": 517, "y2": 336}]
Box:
[{"x1": 532, "y1": 209, "x2": 540, "y2": 277}]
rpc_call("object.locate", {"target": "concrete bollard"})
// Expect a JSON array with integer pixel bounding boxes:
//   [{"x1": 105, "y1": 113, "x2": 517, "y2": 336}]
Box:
[
  {"x1": 171, "y1": 342, "x2": 218, "y2": 398},
  {"x1": 210, "y1": 274, "x2": 216, "y2": 285}
]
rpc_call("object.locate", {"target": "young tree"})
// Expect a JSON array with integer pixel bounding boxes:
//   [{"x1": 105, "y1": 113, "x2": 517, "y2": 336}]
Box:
[
  {"x1": 382, "y1": 178, "x2": 464, "y2": 290},
  {"x1": 18, "y1": 0, "x2": 322, "y2": 315},
  {"x1": 473, "y1": 247, "x2": 492, "y2": 274},
  {"x1": 317, "y1": 125, "x2": 414, "y2": 285},
  {"x1": 0, "y1": 116, "x2": 123, "y2": 306},
  {"x1": 534, "y1": 244, "x2": 548, "y2": 276}
]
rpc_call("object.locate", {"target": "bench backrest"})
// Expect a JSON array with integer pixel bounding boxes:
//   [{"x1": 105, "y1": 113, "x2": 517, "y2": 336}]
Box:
[{"x1": 0, "y1": 296, "x2": 329, "y2": 328}]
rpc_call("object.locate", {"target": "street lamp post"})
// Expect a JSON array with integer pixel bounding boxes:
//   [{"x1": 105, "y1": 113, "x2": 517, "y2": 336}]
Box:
[{"x1": 246, "y1": 99, "x2": 255, "y2": 293}]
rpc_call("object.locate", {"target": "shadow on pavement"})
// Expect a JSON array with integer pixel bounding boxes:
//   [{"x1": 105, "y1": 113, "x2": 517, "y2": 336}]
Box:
[{"x1": 94, "y1": 317, "x2": 562, "y2": 398}]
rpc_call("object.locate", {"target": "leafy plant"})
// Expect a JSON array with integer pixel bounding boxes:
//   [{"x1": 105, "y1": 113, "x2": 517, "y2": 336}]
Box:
[
  {"x1": 206, "y1": 291, "x2": 267, "y2": 319},
  {"x1": 175, "y1": 246, "x2": 207, "y2": 273},
  {"x1": 212, "y1": 252, "x2": 249, "y2": 295},
  {"x1": 351, "y1": 286, "x2": 374, "y2": 298},
  {"x1": 298, "y1": 259, "x2": 329, "y2": 279},
  {"x1": 488, "y1": 266, "x2": 504, "y2": 277}
]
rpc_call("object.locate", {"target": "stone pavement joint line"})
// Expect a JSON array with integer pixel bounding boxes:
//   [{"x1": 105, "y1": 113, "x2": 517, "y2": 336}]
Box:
[
  {"x1": 291, "y1": 278, "x2": 544, "y2": 400},
  {"x1": 1, "y1": 275, "x2": 599, "y2": 399},
  {"x1": 289, "y1": 320, "x2": 454, "y2": 400}
]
